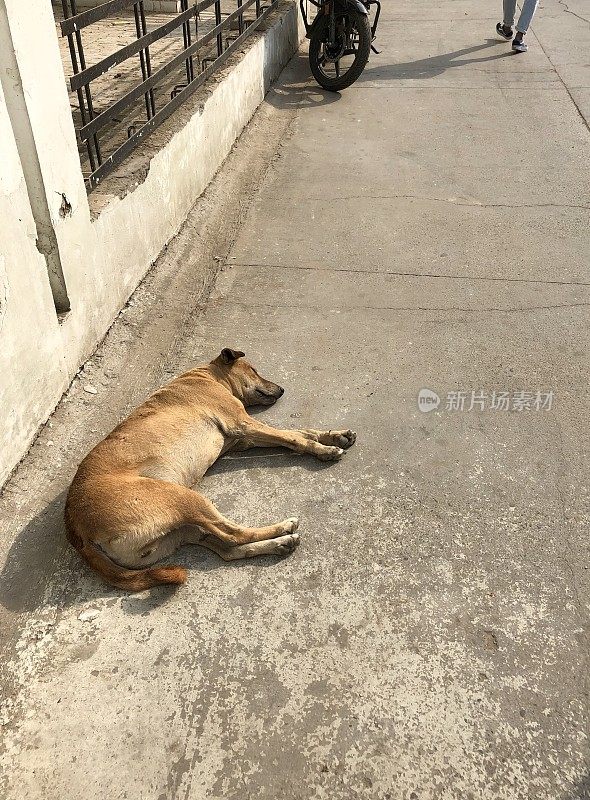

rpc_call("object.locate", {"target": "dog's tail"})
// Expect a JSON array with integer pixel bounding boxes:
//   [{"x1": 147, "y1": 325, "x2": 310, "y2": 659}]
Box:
[{"x1": 65, "y1": 518, "x2": 187, "y2": 593}]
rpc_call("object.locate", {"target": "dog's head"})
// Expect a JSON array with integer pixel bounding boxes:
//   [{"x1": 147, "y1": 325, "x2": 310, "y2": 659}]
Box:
[{"x1": 212, "y1": 348, "x2": 284, "y2": 407}]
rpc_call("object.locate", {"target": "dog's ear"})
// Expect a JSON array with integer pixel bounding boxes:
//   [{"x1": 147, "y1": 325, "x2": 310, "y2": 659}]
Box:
[{"x1": 220, "y1": 348, "x2": 245, "y2": 364}]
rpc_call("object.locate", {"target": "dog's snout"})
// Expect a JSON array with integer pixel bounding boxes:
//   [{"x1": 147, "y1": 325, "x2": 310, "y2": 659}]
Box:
[{"x1": 277, "y1": 386, "x2": 285, "y2": 397}]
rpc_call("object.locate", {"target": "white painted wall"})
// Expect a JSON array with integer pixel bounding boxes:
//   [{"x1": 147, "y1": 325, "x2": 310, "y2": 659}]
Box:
[
  {"x1": 0, "y1": 0, "x2": 304, "y2": 487},
  {"x1": 0, "y1": 78, "x2": 69, "y2": 474}
]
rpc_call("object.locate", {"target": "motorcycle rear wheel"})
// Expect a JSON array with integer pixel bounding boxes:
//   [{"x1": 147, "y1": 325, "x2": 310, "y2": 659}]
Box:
[{"x1": 309, "y1": 9, "x2": 372, "y2": 92}]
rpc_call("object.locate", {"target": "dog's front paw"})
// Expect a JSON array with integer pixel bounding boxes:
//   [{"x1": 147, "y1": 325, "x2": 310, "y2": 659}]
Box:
[
  {"x1": 318, "y1": 429, "x2": 356, "y2": 449},
  {"x1": 317, "y1": 446, "x2": 345, "y2": 462},
  {"x1": 281, "y1": 517, "x2": 299, "y2": 534},
  {"x1": 334, "y1": 429, "x2": 356, "y2": 449},
  {"x1": 274, "y1": 533, "x2": 300, "y2": 555}
]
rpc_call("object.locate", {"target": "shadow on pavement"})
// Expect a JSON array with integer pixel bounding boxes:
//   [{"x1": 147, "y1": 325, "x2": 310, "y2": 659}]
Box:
[
  {"x1": 0, "y1": 450, "x2": 327, "y2": 617},
  {"x1": 266, "y1": 53, "x2": 341, "y2": 109},
  {"x1": 359, "y1": 40, "x2": 515, "y2": 82},
  {"x1": 208, "y1": 446, "x2": 340, "y2": 476},
  {"x1": 0, "y1": 490, "x2": 121, "y2": 615}
]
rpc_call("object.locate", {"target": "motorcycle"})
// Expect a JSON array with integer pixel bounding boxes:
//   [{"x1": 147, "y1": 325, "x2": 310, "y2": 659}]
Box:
[{"x1": 300, "y1": 0, "x2": 381, "y2": 91}]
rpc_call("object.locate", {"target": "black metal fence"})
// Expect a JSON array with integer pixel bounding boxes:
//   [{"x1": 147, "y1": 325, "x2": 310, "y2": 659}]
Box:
[{"x1": 59, "y1": 0, "x2": 279, "y2": 190}]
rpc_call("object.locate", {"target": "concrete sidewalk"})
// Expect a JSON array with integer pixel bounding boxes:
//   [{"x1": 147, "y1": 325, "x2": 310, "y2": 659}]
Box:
[{"x1": 1, "y1": 1, "x2": 589, "y2": 798}]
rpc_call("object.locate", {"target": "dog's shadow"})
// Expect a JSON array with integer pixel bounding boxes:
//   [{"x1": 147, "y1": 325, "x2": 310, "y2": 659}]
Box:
[
  {"x1": 0, "y1": 449, "x2": 330, "y2": 620},
  {"x1": 206, "y1": 445, "x2": 336, "y2": 477}
]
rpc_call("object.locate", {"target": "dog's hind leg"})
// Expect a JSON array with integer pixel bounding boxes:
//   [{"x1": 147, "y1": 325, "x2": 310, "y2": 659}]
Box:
[
  {"x1": 174, "y1": 486, "x2": 299, "y2": 546},
  {"x1": 81, "y1": 477, "x2": 297, "y2": 569},
  {"x1": 197, "y1": 533, "x2": 300, "y2": 561}
]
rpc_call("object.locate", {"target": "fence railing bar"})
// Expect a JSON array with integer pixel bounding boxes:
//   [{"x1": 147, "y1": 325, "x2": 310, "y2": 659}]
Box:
[
  {"x1": 87, "y1": 0, "x2": 277, "y2": 189},
  {"x1": 78, "y1": 0, "x2": 259, "y2": 141},
  {"x1": 61, "y1": 0, "x2": 136, "y2": 35},
  {"x1": 60, "y1": 0, "x2": 280, "y2": 189},
  {"x1": 196, "y1": 0, "x2": 258, "y2": 50},
  {"x1": 70, "y1": 4, "x2": 196, "y2": 91},
  {"x1": 195, "y1": 0, "x2": 217, "y2": 12}
]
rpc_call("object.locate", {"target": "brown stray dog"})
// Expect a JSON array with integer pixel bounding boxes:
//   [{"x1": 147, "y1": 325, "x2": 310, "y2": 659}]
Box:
[{"x1": 65, "y1": 349, "x2": 356, "y2": 592}]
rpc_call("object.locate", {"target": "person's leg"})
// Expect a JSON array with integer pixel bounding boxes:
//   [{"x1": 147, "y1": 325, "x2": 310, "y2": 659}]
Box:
[
  {"x1": 497, "y1": 0, "x2": 516, "y2": 38},
  {"x1": 516, "y1": 0, "x2": 539, "y2": 34},
  {"x1": 503, "y1": 0, "x2": 517, "y2": 28}
]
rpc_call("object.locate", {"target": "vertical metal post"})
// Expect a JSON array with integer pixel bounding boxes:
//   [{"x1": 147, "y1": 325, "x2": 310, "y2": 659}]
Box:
[
  {"x1": 194, "y1": 2, "x2": 201, "y2": 73},
  {"x1": 180, "y1": 0, "x2": 194, "y2": 83},
  {"x1": 139, "y1": 1, "x2": 156, "y2": 115},
  {"x1": 215, "y1": 0, "x2": 223, "y2": 56},
  {"x1": 62, "y1": 0, "x2": 101, "y2": 169},
  {"x1": 72, "y1": 0, "x2": 102, "y2": 163},
  {"x1": 134, "y1": 1, "x2": 155, "y2": 119},
  {"x1": 237, "y1": 0, "x2": 244, "y2": 34}
]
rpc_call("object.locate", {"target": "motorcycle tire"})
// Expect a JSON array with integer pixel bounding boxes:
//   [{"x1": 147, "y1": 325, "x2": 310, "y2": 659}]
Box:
[{"x1": 309, "y1": 8, "x2": 372, "y2": 92}]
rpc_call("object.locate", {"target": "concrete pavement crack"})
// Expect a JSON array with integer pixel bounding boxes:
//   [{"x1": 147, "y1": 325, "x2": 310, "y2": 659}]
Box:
[
  {"x1": 228, "y1": 262, "x2": 590, "y2": 287},
  {"x1": 219, "y1": 299, "x2": 590, "y2": 314},
  {"x1": 378, "y1": 17, "x2": 501, "y2": 22},
  {"x1": 530, "y1": 23, "x2": 590, "y2": 132},
  {"x1": 352, "y1": 85, "x2": 565, "y2": 90},
  {"x1": 296, "y1": 196, "x2": 590, "y2": 210},
  {"x1": 557, "y1": 0, "x2": 590, "y2": 25}
]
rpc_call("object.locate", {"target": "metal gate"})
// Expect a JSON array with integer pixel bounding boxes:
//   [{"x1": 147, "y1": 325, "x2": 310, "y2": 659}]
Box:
[{"x1": 59, "y1": 0, "x2": 279, "y2": 190}]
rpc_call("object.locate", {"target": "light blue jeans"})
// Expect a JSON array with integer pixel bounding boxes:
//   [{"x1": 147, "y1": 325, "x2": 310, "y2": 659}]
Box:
[{"x1": 503, "y1": 0, "x2": 539, "y2": 33}]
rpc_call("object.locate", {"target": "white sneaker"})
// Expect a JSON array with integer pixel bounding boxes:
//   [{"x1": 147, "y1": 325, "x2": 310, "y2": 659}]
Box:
[{"x1": 512, "y1": 37, "x2": 528, "y2": 52}]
